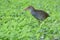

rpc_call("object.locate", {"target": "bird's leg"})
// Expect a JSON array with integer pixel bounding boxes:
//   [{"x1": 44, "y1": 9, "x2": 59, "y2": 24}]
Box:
[
  {"x1": 40, "y1": 19, "x2": 47, "y2": 27},
  {"x1": 38, "y1": 20, "x2": 45, "y2": 27},
  {"x1": 38, "y1": 20, "x2": 42, "y2": 26}
]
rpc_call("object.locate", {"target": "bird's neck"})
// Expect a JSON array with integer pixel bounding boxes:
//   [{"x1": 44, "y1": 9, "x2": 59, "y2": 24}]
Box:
[{"x1": 30, "y1": 9, "x2": 36, "y2": 14}]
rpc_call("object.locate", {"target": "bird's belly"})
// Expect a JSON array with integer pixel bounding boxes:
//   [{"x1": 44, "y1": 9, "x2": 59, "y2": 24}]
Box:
[
  {"x1": 31, "y1": 12, "x2": 46, "y2": 20},
  {"x1": 33, "y1": 14, "x2": 45, "y2": 20}
]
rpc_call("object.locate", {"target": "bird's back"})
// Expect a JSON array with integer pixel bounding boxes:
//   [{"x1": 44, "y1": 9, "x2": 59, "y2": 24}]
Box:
[{"x1": 31, "y1": 10, "x2": 49, "y2": 21}]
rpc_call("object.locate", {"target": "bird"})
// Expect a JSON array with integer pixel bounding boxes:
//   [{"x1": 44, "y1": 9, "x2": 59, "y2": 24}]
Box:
[{"x1": 24, "y1": 6, "x2": 49, "y2": 24}]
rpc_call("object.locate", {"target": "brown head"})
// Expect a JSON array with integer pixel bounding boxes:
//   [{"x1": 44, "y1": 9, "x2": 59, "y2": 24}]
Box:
[{"x1": 24, "y1": 6, "x2": 35, "y2": 11}]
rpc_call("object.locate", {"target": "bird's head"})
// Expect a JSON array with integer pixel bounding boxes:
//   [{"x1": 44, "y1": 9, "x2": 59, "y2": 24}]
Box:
[{"x1": 24, "y1": 6, "x2": 35, "y2": 11}]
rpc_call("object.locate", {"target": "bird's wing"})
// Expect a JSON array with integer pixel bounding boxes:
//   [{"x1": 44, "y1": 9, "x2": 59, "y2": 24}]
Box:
[
  {"x1": 35, "y1": 10, "x2": 49, "y2": 16},
  {"x1": 35, "y1": 10, "x2": 49, "y2": 20},
  {"x1": 35, "y1": 10, "x2": 46, "y2": 14}
]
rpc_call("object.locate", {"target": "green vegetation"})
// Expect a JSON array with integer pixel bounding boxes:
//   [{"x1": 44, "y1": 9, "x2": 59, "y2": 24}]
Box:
[{"x1": 0, "y1": 0, "x2": 60, "y2": 40}]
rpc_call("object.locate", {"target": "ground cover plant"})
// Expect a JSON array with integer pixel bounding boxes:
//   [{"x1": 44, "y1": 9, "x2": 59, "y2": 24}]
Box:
[{"x1": 0, "y1": 0, "x2": 60, "y2": 40}]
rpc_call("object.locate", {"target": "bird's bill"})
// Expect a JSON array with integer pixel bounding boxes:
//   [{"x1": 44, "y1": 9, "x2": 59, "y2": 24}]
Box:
[{"x1": 24, "y1": 8, "x2": 28, "y2": 10}]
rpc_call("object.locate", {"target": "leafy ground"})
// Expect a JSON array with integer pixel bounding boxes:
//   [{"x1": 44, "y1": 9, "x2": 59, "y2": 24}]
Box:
[{"x1": 0, "y1": 0, "x2": 60, "y2": 40}]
